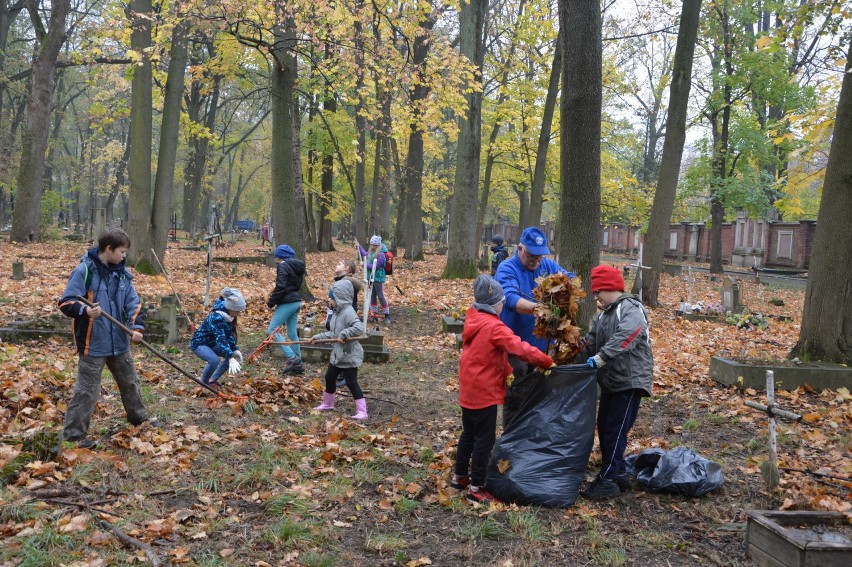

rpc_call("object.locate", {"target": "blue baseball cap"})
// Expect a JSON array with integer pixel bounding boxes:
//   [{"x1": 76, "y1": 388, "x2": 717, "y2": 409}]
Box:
[
  {"x1": 274, "y1": 244, "x2": 295, "y2": 259},
  {"x1": 519, "y1": 227, "x2": 550, "y2": 256}
]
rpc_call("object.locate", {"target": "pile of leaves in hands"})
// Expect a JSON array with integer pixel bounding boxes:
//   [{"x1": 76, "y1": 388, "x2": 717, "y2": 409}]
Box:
[{"x1": 532, "y1": 273, "x2": 586, "y2": 364}]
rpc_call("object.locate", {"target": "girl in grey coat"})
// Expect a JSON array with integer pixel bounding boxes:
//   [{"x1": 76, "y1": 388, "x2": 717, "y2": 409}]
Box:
[{"x1": 310, "y1": 279, "x2": 368, "y2": 419}]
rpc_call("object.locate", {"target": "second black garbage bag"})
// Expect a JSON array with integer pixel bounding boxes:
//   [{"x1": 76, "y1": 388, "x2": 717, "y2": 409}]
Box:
[{"x1": 486, "y1": 364, "x2": 597, "y2": 507}]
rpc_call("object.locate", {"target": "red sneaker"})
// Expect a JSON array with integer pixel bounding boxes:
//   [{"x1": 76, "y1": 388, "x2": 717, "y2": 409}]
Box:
[
  {"x1": 466, "y1": 487, "x2": 500, "y2": 504},
  {"x1": 450, "y1": 474, "x2": 470, "y2": 490}
]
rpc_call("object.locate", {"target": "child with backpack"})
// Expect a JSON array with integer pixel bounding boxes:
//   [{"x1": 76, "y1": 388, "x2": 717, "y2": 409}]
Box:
[
  {"x1": 58, "y1": 228, "x2": 160, "y2": 449},
  {"x1": 190, "y1": 288, "x2": 247, "y2": 388},
  {"x1": 577, "y1": 265, "x2": 653, "y2": 500},
  {"x1": 357, "y1": 236, "x2": 391, "y2": 324},
  {"x1": 453, "y1": 275, "x2": 555, "y2": 503},
  {"x1": 310, "y1": 279, "x2": 368, "y2": 419}
]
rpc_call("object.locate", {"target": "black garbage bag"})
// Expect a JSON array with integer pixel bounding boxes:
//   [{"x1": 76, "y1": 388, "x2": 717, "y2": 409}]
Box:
[
  {"x1": 625, "y1": 447, "x2": 724, "y2": 497},
  {"x1": 485, "y1": 365, "x2": 597, "y2": 507}
]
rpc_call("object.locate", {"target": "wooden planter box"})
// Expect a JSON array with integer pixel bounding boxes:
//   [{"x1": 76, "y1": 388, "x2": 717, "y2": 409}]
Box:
[
  {"x1": 710, "y1": 356, "x2": 852, "y2": 391},
  {"x1": 746, "y1": 510, "x2": 851, "y2": 567}
]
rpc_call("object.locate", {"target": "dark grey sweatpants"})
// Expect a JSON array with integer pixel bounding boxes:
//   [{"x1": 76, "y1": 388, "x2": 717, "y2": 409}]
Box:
[{"x1": 62, "y1": 353, "x2": 148, "y2": 441}]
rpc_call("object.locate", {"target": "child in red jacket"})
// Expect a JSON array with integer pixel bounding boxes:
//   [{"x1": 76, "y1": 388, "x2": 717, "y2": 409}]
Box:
[{"x1": 453, "y1": 275, "x2": 555, "y2": 503}]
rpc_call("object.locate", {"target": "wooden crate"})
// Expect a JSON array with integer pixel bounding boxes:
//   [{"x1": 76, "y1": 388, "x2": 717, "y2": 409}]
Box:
[{"x1": 746, "y1": 510, "x2": 851, "y2": 567}]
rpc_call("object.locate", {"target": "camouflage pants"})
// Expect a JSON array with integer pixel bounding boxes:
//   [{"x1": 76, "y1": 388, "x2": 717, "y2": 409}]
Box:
[{"x1": 62, "y1": 353, "x2": 148, "y2": 441}]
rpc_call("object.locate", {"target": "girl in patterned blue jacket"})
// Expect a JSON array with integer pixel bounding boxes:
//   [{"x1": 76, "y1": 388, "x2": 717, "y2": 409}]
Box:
[{"x1": 190, "y1": 288, "x2": 247, "y2": 387}]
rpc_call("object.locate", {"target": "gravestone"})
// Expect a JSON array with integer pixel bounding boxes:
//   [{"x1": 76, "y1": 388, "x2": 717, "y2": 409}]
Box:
[
  {"x1": 12, "y1": 261, "x2": 24, "y2": 281},
  {"x1": 721, "y1": 277, "x2": 744, "y2": 314},
  {"x1": 150, "y1": 303, "x2": 178, "y2": 344}
]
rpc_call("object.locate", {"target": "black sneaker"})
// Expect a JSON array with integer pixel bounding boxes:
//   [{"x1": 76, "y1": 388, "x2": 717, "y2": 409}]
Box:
[
  {"x1": 581, "y1": 478, "x2": 621, "y2": 500},
  {"x1": 76, "y1": 438, "x2": 98, "y2": 450},
  {"x1": 384, "y1": 314, "x2": 392, "y2": 325},
  {"x1": 287, "y1": 359, "x2": 304, "y2": 376},
  {"x1": 614, "y1": 474, "x2": 632, "y2": 492}
]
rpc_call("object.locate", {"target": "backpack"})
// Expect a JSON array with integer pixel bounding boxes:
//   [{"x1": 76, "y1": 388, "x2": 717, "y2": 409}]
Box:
[{"x1": 384, "y1": 251, "x2": 394, "y2": 275}]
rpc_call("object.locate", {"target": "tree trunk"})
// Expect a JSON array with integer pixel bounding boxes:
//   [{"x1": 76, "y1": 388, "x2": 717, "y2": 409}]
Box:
[
  {"x1": 269, "y1": 7, "x2": 302, "y2": 257},
  {"x1": 318, "y1": 48, "x2": 335, "y2": 252},
  {"x1": 125, "y1": 0, "x2": 152, "y2": 263},
  {"x1": 353, "y1": 0, "x2": 368, "y2": 244},
  {"x1": 557, "y1": 0, "x2": 602, "y2": 324},
  {"x1": 443, "y1": 0, "x2": 487, "y2": 279},
  {"x1": 150, "y1": 16, "x2": 188, "y2": 270},
  {"x1": 401, "y1": 12, "x2": 437, "y2": 261},
  {"x1": 528, "y1": 31, "x2": 561, "y2": 226},
  {"x1": 791, "y1": 42, "x2": 852, "y2": 364},
  {"x1": 9, "y1": 0, "x2": 70, "y2": 243},
  {"x1": 634, "y1": 0, "x2": 702, "y2": 306}
]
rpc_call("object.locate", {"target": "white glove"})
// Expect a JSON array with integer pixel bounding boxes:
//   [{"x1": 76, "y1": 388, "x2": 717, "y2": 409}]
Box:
[
  {"x1": 232, "y1": 350, "x2": 243, "y2": 363},
  {"x1": 228, "y1": 358, "x2": 242, "y2": 375}
]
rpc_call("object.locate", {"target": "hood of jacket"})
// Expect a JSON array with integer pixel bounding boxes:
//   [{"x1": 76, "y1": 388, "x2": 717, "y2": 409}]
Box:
[
  {"x1": 330, "y1": 279, "x2": 354, "y2": 309},
  {"x1": 85, "y1": 246, "x2": 128, "y2": 278},
  {"x1": 284, "y1": 257, "x2": 307, "y2": 277}
]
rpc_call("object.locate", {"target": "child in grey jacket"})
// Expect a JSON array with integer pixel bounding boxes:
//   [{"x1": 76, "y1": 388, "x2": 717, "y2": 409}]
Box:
[{"x1": 310, "y1": 279, "x2": 368, "y2": 419}]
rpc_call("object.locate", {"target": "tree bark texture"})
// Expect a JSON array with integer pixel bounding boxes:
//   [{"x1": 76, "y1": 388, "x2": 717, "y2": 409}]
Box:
[
  {"x1": 791, "y1": 42, "x2": 852, "y2": 364},
  {"x1": 126, "y1": 0, "x2": 153, "y2": 264},
  {"x1": 318, "y1": 54, "x2": 335, "y2": 253},
  {"x1": 557, "y1": 0, "x2": 602, "y2": 325},
  {"x1": 443, "y1": 0, "x2": 487, "y2": 278},
  {"x1": 634, "y1": 0, "x2": 702, "y2": 306},
  {"x1": 528, "y1": 31, "x2": 561, "y2": 226},
  {"x1": 269, "y1": 10, "x2": 301, "y2": 258},
  {"x1": 353, "y1": 0, "x2": 368, "y2": 244},
  {"x1": 150, "y1": 17, "x2": 188, "y2": 270},
  {"x1": 10, "y1": 0, "x2": 69, "y2": 242}
]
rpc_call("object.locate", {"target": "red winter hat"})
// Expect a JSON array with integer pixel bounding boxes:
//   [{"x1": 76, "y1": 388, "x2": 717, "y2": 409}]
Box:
[{"x1": 591, "y1": 265, "x2": 625, "y2": 292}]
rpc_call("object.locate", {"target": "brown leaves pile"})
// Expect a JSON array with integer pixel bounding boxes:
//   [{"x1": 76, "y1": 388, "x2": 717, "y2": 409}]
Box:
[{"x1": 532, "y1": 273, "x2": 587, "y2": 364}]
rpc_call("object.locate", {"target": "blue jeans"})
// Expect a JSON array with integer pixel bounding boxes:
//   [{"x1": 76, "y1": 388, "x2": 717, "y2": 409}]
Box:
[
  {"x1": 268, "y1": 301, "x2": 302, "y2": 358},
  {"x1": 194, "y1": 345, "x2": 228, "y2": 385}
]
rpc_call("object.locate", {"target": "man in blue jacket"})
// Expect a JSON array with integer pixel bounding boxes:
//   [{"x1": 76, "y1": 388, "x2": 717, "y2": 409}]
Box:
[
  {"x1": 495, "y1": 226, "x2": 573, "y2": 353},
  {"x1": 495, "y1": 227, "x2": 573, "y2": 428}
]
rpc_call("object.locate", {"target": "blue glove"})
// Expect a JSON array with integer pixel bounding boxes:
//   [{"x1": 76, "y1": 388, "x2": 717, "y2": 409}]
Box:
[
  {"x1": 587, "y1": 358, "x2": 596, "y2": 368},
  {"x1": 587, "y1": 355, "x2": 605, "y2": 368}
]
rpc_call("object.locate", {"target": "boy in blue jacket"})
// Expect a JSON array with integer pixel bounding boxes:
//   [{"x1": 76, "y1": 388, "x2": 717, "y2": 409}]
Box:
[{"x1": 58, "y1": 228, "x2": 158, "y2": 449}]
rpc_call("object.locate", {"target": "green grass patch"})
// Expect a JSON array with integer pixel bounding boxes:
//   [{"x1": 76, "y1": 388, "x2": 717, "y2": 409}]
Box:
[
  {"x1": 364, "y1": 531, "x2": 408, "y2": 552},
  {"x1": 300, "y1": 551, "x2": 338, "y2": 567},
  {"x1": 507, "y1": 509, "x2": 547, "y2": 542},
  {"x1": 682, "y1": 418, "x2": 700, "y2": 431},
  {"x1": 266, "y1": 493, "x2": 310, "y2": 516},
  {"x1": 10, "y1": 527, "x2": 77, "y2": 567},
  {"x1": 595, "y1": 545, "x2": 627, "y2": 566},
  {"x1": 458, "y1": 516, "x2": 511, "y2": 542},
  {"x1": 263, "y1": 517, "x2": 325, "y2": 549},
  {"x1": 394, "y1": 497, "x2": 419, "y2": 514}
]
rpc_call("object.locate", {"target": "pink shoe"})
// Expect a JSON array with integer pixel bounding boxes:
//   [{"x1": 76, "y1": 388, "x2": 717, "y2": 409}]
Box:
[
  {"x1": 314, "y1": 392, "x2": 335, "y2": 410},
  {"x1": 351, "y1": 398, "x2": 368, "y2": 420}
]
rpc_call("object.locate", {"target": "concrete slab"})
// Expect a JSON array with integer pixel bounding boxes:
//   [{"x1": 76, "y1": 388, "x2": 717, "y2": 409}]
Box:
[{"x1": 710, "y1": 356, "x2": 852, "y2": 391}]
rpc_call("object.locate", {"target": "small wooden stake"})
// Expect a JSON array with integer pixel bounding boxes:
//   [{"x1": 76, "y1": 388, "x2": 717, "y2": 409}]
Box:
[{"x1": 762, "y1": 370, "x2": 781, "y2": 488}]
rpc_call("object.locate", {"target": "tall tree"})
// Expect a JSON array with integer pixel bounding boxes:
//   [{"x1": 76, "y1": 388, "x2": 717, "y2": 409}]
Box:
[
  {"x1": 269, "y1": 5, "x2": 302, "y2": 257},
  {"x1": 791, "y1": 41, "x2": 852, "y2": 364},
  {"x1": 125, "y1": 0, "x2": 153, "y2": 263},
  {"x1": 528, "y1": 30, "x2": 561, "y2": 226},
  {"x1": 557, "y1": 0, "x2": 602, "y2": 324},
  {"x1": 9, "y1": 0, "x2": 70, "y2": 242},
  {"x1": 443, "y1": 0, "x2": 487, "y2": 278},
  {"x1": 150, "y1": 15, "x2": 189, "y2": 268},
  {"x1": 632, "y1": 0, "x2": 702, "y2": 306}
]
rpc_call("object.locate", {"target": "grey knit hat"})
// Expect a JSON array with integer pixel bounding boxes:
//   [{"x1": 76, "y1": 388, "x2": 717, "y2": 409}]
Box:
[
  {"x1": 221, "y1": 288, "x2": 247, "y2": 312},
  {"x1": 473, "y1": 275, "x2": 504, "y2": 306}
]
